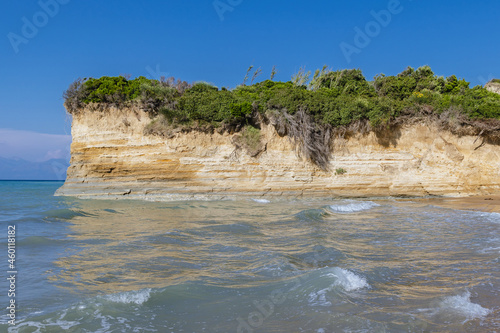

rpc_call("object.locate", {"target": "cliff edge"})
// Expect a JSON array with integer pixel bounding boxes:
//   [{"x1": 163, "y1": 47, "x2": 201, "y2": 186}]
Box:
[
  {"x1": 485, "y1": 80, "x2": 500, "y2": 95},
  {"x1": 56, "y1": 107, "x2": 500, "y2": 200}
]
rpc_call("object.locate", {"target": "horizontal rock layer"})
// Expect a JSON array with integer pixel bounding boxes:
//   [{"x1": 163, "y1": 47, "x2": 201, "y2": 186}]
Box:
[{"x1": 56, "y1": 107, "x2": 500, "y2": 200}]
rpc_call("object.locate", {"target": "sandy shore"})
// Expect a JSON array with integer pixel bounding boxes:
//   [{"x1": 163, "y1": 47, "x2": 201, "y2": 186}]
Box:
[{"x1": 408, "y1": 195, "x2": 500, "y2": 213}]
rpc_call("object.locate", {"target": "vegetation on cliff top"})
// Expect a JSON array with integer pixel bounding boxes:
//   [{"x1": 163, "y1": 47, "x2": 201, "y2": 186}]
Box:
[
  {"x1": 64, "y1": 66, "x2": 500, "y2": 125},
  {"x1": 63, "y1": 66, "x2": 500, "y2": 169}
]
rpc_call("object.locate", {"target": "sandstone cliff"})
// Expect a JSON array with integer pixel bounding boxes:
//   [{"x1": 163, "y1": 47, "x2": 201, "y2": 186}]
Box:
[
  {"x1": 485, "y1": 80, "x2": 500, "y2": 95},
  {"x1": 56, "y1": 107, "x2": 500, "y2": 200}
]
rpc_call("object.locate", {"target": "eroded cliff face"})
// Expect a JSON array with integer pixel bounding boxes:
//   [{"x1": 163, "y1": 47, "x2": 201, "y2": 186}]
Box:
[
  {"x1": 485, "y1": 81, "x2": 500, "y2": 95},
  {"x1": 56, "y1": 107, "x2": 500, "y2": 199}
]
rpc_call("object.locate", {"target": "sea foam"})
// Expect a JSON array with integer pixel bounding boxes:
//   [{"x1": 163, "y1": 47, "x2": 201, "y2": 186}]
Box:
[
  {"x1": 251, "y1": 198, "x2": 271, "y2": 204},
  {"x1": 328, "y1": 200, "x2": 380, "y2": 213},
  {"x1": 102, "y1": 288, "x2": 152, "y2": 305},
  {"x1": 418, "y1": 291, "x2": 491, "y2": 323},
  {"x1": 329, "y1": 268, "x2": 370, "y2": 291},
  {"x1": 439, "y1": 292, "x2": 491, "y2": 320}
]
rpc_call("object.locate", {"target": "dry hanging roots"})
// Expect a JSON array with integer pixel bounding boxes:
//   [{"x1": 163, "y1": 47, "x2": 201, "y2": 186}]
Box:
[{"x1": 270, "y1": 108, "x2": 332, "y2": 170}]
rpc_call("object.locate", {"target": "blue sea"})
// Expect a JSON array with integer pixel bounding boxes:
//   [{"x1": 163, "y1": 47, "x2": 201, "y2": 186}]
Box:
[{"x1": 0, "y1": 180, "x2": 499, "y2": 332}]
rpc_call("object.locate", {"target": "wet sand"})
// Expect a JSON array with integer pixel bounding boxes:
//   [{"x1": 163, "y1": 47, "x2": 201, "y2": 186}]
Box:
[{"x1": 409, "y1": 195, "x2": 500, "y2": 213}]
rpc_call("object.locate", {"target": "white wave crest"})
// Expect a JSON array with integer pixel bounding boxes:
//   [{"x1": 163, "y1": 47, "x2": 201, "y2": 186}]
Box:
[
  {"x1": 328, "y1": 200, "x2": 380, "y2": 213},
  {"x1": 439, "y1": 292, "x2": 490, "y2": 320},
  {"x1": 308, "y1": 268, "x2": 369, "y2": 307},
  {"x1": 103, "y1": 288, "x2": 152, "y2": 305},
  {"x1": 329, "y1": 268, "x2": 370, "y2": 291},
  {"x1": 251, "y1": 198, "x2": 270, "y2": 204}
]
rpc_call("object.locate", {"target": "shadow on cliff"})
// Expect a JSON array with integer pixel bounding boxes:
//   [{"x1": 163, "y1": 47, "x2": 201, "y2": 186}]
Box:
[{"x1": 373, "y1": 124, "x2": 402, "y2": 148}]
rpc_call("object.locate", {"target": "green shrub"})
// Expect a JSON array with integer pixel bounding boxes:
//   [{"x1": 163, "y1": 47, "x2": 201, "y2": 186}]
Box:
[
  {"x1": 63, "y1": 65, "x2": 500, "y2": 137},
  {"x1": 139, "y1": 81, "x2": 179, "y2": 113},
  {"x1": 233, "y1": 125, "x2": 264, "y2": 157},
  {"x1": 444, "y1": 75, "x2": 470, "y2": 94},
  {"x1": 460, "y1": 87, "x2": 500, "y2": 119},
  {"x1": 317, "y1": 69, "x2": 375, "y2": 96},
  {"x1": 367, "y1": 97, "x2": 401, "y2": 127},
  {"x1": 374, "y1": 66, "x2": 446, "y2": 100},
  {"x1": 62, "y1": 76, "x2": 186, "y2": 114},
  {"x1": 230, "y1": 102, "x2": 253, "y2": 118},
  {"x1": 176, "y1": 86, "x2": 235, "y2": 123},
  {"x1": 335, "y1": 168, "x2": 347, "y2": 175},
  {"x1": 187, "y1": 82, "x2": 218, "y2": 93},
  {"x1": 82, "y1": 76, "x2": 150, "y2": 104},
  {"x1": 265, "y1": 84, "x2": 309, "y2": 114}
]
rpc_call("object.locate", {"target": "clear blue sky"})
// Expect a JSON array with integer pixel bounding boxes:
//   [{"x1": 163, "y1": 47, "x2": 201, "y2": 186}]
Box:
[{"x1": 1, "y1": 0, "x2": 499, "y2": 162}]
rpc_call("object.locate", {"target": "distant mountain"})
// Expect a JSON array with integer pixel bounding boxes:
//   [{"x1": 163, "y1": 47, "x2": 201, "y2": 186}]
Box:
[{"x1": 0, "y1": 157, "x2": 69, "y2": 180}]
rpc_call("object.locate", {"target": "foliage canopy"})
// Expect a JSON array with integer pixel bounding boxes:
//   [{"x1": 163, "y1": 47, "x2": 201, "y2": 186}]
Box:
[{"x1": 64, "y1": 66, "x2": 500, "y2": 128}]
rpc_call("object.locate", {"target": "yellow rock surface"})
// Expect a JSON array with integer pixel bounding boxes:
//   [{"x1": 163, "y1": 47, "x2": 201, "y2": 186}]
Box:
[{"x1": 56, "y1": 107, "x2": 500, "y2": 200}]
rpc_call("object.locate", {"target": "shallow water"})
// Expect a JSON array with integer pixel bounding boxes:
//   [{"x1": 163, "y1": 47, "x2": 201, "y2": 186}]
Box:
[{"x1": 0, "y1": 181, "x2": 499, "y2": 332}]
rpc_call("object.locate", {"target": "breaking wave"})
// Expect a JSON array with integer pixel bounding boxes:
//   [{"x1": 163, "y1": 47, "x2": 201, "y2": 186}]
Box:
[
  {"x1": 306, "y1": 267, "x2": 370, "y2": 307},
  {"x1": 328, "y1": 200, "x2": 380, "y2": 213},
  {"x1": 101, "y1": 288, "x2": 152, "y2": 305},
  {"x1": 439, "y1": 292, "x2": 491, "y2": 320},
  {"x1": 417, "y1": 291, "x2": 491, "y2": 323}
]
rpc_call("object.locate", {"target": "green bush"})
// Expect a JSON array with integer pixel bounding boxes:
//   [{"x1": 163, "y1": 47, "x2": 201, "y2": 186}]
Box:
[
  {"x1": 175, "y1": 86, "x2": 235, "y2": 123},
  {"x1": 374, "y1": 66, "x2": 446, "y2": 100},
  {"x1": 444, "y1": 75, "x2": 470, "y2": 94},
  {"x1": 335, "y1": 168, "x2": 347, "y2": 175},
  {"x1": 317, "y1": 69, "x2": 375, "y2": 96},
  {"x1": 63, "y1": 76, "x2": 190, "y2": 114},
  {"x1": 82, "y1": 76, "x2": 150, "y2": 104},
  {"x1": 367, "y1": 97, "x2": 401, "y2": 127},
  {"x1": 187, "y1": 82, "x2": 218, "y2": 93},
  {"x1": 460, "y1": 87, "x2": 500, "y2": 119},
  {"x1": 230, "y1": 102, "x2": 253, "y2": 118},
  {"x1": 139, "y1": 81, "x2": 179, "y2": 113},
  {"x1": 64, "y1": 65, "x2": 500, "y2": 130}
]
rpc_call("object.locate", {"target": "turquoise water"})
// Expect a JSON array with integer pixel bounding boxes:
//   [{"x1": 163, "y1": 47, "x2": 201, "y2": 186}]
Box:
[{"x1": 0, "y1": 181, "x2": 499, "y2": 332}]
